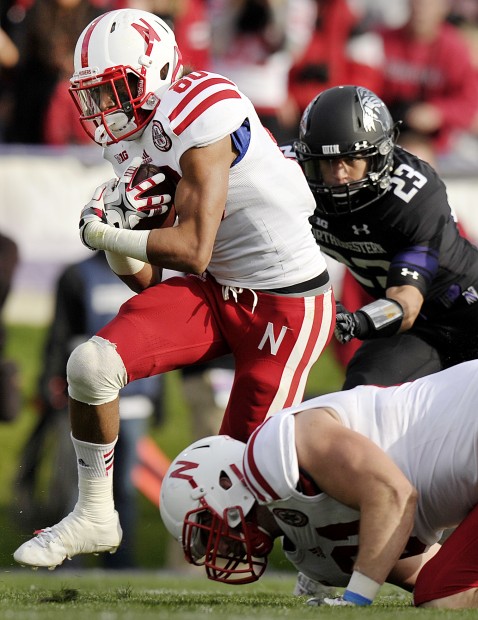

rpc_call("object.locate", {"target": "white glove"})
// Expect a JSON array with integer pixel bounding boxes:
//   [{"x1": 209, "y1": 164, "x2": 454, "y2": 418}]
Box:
[
  {"x1": 104, "y1": 156, "x2": 172, "y2": 230},
  {"x1": 79, "y1": 181, "x2": 112, "y2": 249},
  {"x1": 307, "y1": 595, "x2": 353, "y2": 607}
]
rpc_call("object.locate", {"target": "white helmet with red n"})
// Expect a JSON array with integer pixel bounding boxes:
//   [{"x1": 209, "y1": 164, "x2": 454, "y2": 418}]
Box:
[
  {"x1": 160, "y1": 435, "x2": 274, "y2": 584},
  {"x1": 69, "y1": 9, "x2": 183, "y2": 145}
]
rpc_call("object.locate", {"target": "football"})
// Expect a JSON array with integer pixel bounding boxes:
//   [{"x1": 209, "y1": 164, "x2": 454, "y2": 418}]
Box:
[{"x1": 131, "y1": 163, "x2": 178, "y2": 230}]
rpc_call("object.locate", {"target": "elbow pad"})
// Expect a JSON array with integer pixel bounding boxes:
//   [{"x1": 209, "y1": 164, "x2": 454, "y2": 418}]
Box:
[{"x1": 354, "y1": 298, "x2": 404, "y2": 339}]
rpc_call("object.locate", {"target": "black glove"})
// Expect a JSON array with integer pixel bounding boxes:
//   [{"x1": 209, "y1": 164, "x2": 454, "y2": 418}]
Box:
[
  {"x1": 335, "y1": 299, "x2": 404, "y2": 344},
  {"x1": 334, "y1": 303, "x2": 368, "y2": 344}
]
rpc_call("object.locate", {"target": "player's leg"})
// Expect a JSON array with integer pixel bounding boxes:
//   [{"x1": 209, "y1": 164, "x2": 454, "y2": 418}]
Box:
[
  {"x1": 103, "y1": 416, "x2": 147, "y2": 569},
  {"x1": 14, "y1": 276, "x2": 227, "y2": 568},
  {"x1": 414, "y1": 505, "x2": 478, "y2": 608},
  {"x1": 343, "y1": 332, "x2": 442, "y2": 389},
  {"x1": 14, "y1": 396, "x2": 124, "y2": 569},
  {"x1": 387, "y1": 544, "x2": 441, "y2": 592},
  {"x1": 218, "y1": 287, "x2": 335, "y2": 442}
]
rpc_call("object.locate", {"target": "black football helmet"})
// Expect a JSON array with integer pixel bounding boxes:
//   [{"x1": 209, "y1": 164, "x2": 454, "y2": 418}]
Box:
[{"x1": 294, "y1": 85, "x2": 399, "y2": 215}]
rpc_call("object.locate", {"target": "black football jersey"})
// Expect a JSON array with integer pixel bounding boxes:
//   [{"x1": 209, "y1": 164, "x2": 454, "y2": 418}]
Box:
[{"x1": 309, "y1": 147, "x2": 478, "y2": 319}]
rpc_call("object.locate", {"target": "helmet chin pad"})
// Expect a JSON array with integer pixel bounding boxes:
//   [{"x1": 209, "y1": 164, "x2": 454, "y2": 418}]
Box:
[
  {"x1": 105, "y1": 110, "x2": 130, "y2": 132},
  {"x1": 94, "y1": 112, "x2": 139, "y2": 145}
]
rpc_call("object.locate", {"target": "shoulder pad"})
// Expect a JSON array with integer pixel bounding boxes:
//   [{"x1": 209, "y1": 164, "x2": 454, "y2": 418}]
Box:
[{"x1": 159, "y1": 71, "x2": 249, "y2": 144}]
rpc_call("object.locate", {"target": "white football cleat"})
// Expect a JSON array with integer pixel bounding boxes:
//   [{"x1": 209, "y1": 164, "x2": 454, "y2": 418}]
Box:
[{"x1": 13, "y1": 510, "x2": 122, "y2": 569}]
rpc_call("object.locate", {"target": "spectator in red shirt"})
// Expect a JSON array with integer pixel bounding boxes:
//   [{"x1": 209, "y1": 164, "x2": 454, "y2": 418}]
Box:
[
  {"x1": 378, "y1": 0, "x2": 478, "y2": 161},
  {"x1": 287, "y1": 0, "x2": 383, "y2": 128}
]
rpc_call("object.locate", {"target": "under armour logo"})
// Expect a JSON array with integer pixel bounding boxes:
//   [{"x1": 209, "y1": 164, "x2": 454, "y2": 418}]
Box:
[
  {"x1": 78, "y1": 458, "x2": 90, "y2": 468},
  {"x1": 401, "y1": 268, "x2": 419, "y2": 280},
  {"x1": 351, "y1": 224, "x2": 370, "y2": 235},
  {"x1": 354, "y1": 141, "x2": 369, "y2": 150}
]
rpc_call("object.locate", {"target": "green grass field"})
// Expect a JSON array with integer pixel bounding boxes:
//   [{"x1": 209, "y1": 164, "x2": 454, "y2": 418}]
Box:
[{"x1": 0, "y1": 571, "x2": 423, "y2": 619}]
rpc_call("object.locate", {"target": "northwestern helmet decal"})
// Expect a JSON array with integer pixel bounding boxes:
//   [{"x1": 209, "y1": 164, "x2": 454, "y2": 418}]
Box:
[{"x1": 357, "y1": 86, "x2": 387, "y2": 133}]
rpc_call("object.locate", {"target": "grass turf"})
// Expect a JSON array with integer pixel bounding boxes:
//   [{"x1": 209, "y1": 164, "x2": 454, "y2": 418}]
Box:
[{"x1": 0, "y1": 570, "x2": 419, "y2": 619}]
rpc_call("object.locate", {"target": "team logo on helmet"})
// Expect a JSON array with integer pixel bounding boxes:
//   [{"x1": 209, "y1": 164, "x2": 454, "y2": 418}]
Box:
[
  {"x1": 272, "y1": 508, "x2": 309, "y2": 527},
  {"x1": 300, "y1": 98, "x2": 316, "y2": 137},
  {"x1": 357, "y1": 86, "x2": 388, "y2": 133},
  {"x1": 152, "y1": 120, "x2": 172, "y2": 152}
]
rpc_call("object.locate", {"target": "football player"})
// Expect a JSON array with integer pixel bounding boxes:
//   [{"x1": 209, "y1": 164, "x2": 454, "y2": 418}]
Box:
[
  {"x1": 294, "y1": 85, "x2": 478, "y2": 388},
  {"x1": 160, "y1": 359, "x2": 478, "y2": 608},
  {"x1": 14, "y1": 9, "x2": 334, "y2": 569}
]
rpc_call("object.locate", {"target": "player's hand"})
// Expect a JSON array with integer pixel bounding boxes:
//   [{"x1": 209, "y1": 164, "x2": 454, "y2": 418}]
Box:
[
  {"x1": 104, "y1": 156, "x2": 172, "y2": 230},
  {"x1": 79, "y1": 180, "x2": 112, "y2": 249},
  {"x1": 334, "y1": 301, "x2": 361, "y2": 344},
  {"x1": 307, "y1": 595, "x2": 353, "y2": 607}
]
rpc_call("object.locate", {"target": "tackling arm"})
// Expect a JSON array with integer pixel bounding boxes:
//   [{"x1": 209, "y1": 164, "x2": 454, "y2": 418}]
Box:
[
  {"x1": 294, "y1": 408, "x2": 417, "y2": 604},
  {"x1": 334, "y1": 283, "x2": 424, "y2": 343},
  {"x1": 386, "y1": 284, "x2": 424, "y2": 332}
]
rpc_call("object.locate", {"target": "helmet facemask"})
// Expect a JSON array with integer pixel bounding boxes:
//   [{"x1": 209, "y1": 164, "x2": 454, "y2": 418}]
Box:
[
  {"x1": 70, "y1": 66, "x2": 155, "y2": 145},
  {"x1": 295, "y1": 137, "x2": 396, "y2": 215},
  {"x1": 183, "y1": 501, "x2": 273, "y2": 585}
]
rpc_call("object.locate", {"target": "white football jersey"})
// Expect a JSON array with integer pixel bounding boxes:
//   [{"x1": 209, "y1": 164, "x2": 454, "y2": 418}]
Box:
[
  {"x1": 104, "y1": 71, "x2": 326, "y2": 288},
  {"x1": 243, "y1": 360, "x2": 478, "y2": 586}
]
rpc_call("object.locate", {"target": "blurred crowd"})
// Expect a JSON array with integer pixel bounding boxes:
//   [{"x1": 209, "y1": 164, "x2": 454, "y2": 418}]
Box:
[{"x1": 2, "y1": 0, "x2": 478, "y2": 172}]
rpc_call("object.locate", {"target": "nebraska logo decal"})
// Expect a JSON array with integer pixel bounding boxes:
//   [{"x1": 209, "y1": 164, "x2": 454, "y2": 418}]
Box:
[
  {"x1": 170, "y1": 460, "x2": 199, "y2": 481},
  {"x1": 152, "y1": 120, "x2": 172, "y2": 152}
]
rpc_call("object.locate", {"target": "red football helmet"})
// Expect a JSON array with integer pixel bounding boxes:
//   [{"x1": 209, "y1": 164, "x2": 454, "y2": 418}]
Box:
[
  {"x1": 69, "y1": 9, "x2": 183, "y2": 145},
  {"x1": 160, "y1": 435, "x2": 274, "y2": 584}
]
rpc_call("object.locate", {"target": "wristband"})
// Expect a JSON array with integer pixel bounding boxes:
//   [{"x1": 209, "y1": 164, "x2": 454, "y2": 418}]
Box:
[
  {"x1": 85, "y1": 222, "x2": 149, "y2": 262},
  {"x1": 355, "y1": 298, "x2": 403, "y2": 339},
  {"x1": 105, "y1": 250, "x2": 145, "y2": 275},
  {"x1": 343, "y1": 571, "x2": 380, "y2": 606}
]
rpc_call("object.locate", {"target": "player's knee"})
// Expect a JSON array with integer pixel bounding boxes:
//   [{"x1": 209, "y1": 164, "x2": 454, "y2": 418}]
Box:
[{"x1": 67, "y1": 336, "x2": 127, "y2": 405}]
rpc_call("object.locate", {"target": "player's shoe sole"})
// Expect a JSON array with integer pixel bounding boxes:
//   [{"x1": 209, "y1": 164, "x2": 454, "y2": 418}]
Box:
[{"x1": 13, "y1": 509, "x2": 122, "y2": 570}]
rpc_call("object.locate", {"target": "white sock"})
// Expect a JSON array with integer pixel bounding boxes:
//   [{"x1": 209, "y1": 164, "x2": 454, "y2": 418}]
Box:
[
  {"x1": 72, "y1": 434, "x2": 117, "y2": 478},
  {"x1": 71, "y1": 435, "x2": 117, "y2": 522}
]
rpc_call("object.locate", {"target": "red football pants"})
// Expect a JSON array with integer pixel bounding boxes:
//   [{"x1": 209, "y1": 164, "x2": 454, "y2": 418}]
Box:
[
  {"x1": 414, "y1": 504, "x2": 478, "y2": 605},
  {"x1": 97, "y1": 273, "x2": 335, "y2": 442}
]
